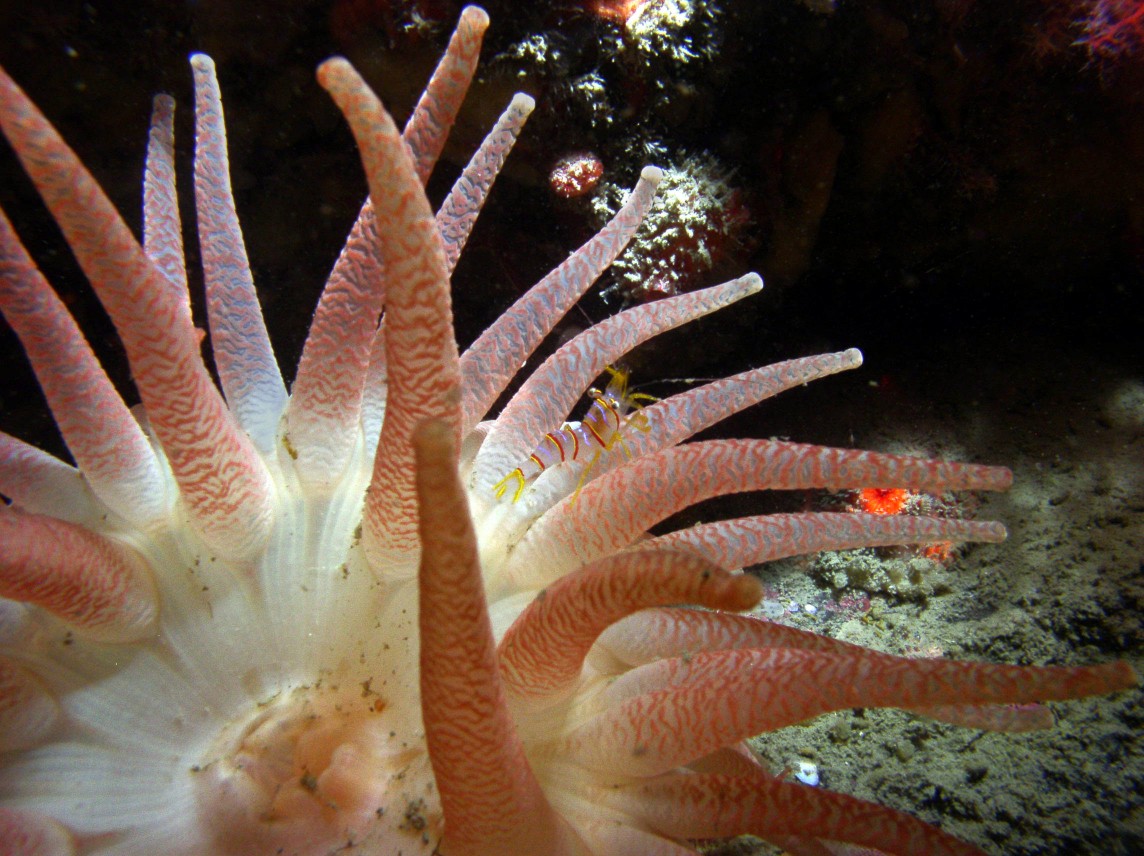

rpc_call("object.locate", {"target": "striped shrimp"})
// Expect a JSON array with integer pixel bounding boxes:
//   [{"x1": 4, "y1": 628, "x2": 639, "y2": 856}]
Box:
[{"x1": 494, "y1": 367, "x2": 653, "y2": 502}]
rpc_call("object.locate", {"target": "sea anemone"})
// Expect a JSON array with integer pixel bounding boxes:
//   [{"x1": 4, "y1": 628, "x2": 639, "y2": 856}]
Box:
[{"x1": 0, "y1": 7, "x2": 1136, "y2": 855}]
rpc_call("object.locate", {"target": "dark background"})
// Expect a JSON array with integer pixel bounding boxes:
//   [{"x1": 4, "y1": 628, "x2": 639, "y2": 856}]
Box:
[{"x1": 0, "y1": 0, "x2": 1139, "y2": 458}]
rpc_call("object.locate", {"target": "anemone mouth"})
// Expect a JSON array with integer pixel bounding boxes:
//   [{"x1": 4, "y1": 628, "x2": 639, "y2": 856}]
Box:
[{"x1": 194, "y1": 684, "x2": 440, "y2": 854}]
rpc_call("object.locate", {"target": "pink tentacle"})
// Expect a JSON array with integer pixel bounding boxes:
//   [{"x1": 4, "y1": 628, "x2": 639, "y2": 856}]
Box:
[
  {"x1": 361, "y1": 320, "x2": 387, "y2": 453},
  {"x1": 641, "y1": 512, "x2": 1007, "y2": 569},
  {"x1": 0, "y1": 207, "x2": 167, "y2": 527},
  {"x1": 498, "y1": 355, "x2": 864, "y2": 538},
  {"x1": 913, "y1": 701, "x2": 1054, "y2": 732},
  {"x1": 414, "y1": 420, "x2": 573, "y2": 856},
  {"x1": 141, "y1": 94, "x2": 187, "y2": 297},
  {"x1": 0, "y1": 433, "x2": 97, "y2": 525},
  {"x1": 402, "y1": 5, "x2": 489, "y2": 183},
  {"x1": 0, "y1": 506, "x2": 158, "y2": 643},
  {"x1": 190, "y1": 54, "x2": 286, "y2": 454},
  {"x1": 594, "y1": 609, "x2": 879, "y2": 673},
  {"x1": 437, "y1": 93, "x2": 534, "y2": 273},
  {"x1": 506, "y1": 438, "x2": 1012, "y2": 584},
  {"x1": 592, "y1": 609, "x2": 1055, "y2": 732},
  {"x1": 460, "y1": 166, "x2": 664, "y2": 433},
  {"x1": 317, "y1": 59, "x2": 462, "y2": 568},
  {"x1": 0, "y1": 656, "x2": 59, "y2": 752},
  {"x1": 565, "y1": 646, "x2": 1137, "y2": 779},
  {"x1": 688, "y1": 744, "x2": 770, "y2": 777},
  {"x1": 607, "y1": 772, "x2": 984, "y2": 856},
  {"x1": 473, "y1": 273, "x2": 762, "y2": 495},
  {"x1": 287, "y1": 96, "x2": 528, "y2": 487},
  {"x1": 287, "y1": 11, "x2": 486, "y2": 487},
  {"x1": 284, "y1": 206, "x2": 385, "y2": 486},
  {"x1": 286, "y1": 184, "x2": 386, "y2": 488},
  {"x1": 623, "y1": 350, "x2": 864, "y2": 463},
  {"x1": 498, "y1": 551, "x2": 761, "y2": 701},
  {"x1": 0, "y1": 67, "x2": 273, "y2": 558}
]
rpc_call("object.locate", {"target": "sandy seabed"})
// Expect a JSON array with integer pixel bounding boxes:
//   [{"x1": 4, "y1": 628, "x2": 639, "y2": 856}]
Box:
[{"x1": 700, "y1": 327, "x2": 1142, "y2": 856}]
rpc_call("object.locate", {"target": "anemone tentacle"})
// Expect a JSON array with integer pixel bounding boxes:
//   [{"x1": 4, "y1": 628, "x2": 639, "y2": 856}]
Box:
[
  {"x1": 0, "y1": 433, "x2": 96, "y2": 525},
  {"x1": 289, "y1": 9, "x2": 491, "y2": 488},
  {"x1": 641, "y1": 511, "x2": 1007, "y2": 568},
  {"x1": 362, "y1": 322, "x2": 389, "y2": 452},
  {"x1": 141, "y1": 94, "x2": 187, "y2": 296},
  {"x1": 0, "y1": 506, "x2": 158, "y2": 643},
  {"x1": 414, "y1": 420, "x2": 578, "y2": 856},
  {"x1": 597, "y1": 606, "x2": 919, "y2": 668},
  {"x1": 566, "y1": 647, "x2": 1135, "y2": 778},
  {"x1": 317, "y1": 58, "x2": 461, "y2": 569},
  {"x1": 0, "y1": 208, "x2": 167, "y2": 527},
  {"x1": 489, "y1": 348, "x2": 868, "y2": 522},
  {"x1": 473, "y1": 272, "x2": 763, "y2": 494},
  {"x1": 0, "y1": 66, "x2": 272, "y2": 560},
  {"x1": 191, "y1": 54, "x2": 286, "y2": 454},
  {"x1": 402, "y1": 5, "x2": 489, "y2": 184},
  {"x1": 504, "y1": 438, "x2": 1013, "y2": 585},
  {"x1": 498, "y1": 550, "x2": 762, "y2": 700},
  {"x1": 437, "y1": 93, "x2": 535, "y2": 273},
  {"x1": 592, "y1": 607, "x2": 1053, "y2": 733},
  {"x1": 459, "y1": 165, "x2": 664, "y2": 432},
  {"x1": 607, "y1": 772, "x2": 984, "y2": 856},
  {"x1": 622, "y1": 348, "x2": 864, "y2": 459}
]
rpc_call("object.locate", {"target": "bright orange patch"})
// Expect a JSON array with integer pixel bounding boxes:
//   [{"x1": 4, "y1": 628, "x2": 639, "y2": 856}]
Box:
[
  {"x1": 589, "y1": 0, "x2": 645, "y2": 25},
  {"x1": 921, "y1": 541, "x2": 955, "y2": 562},
  {"x1": 856, "y1": 487, "x2": 911, "y2": 515}
]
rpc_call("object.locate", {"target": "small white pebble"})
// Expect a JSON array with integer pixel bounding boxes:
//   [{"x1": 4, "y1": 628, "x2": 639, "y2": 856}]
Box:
[
  {"x1": 795, "y1": 760, "x2": 819, "y2": 786},
  {"x1": 804, "y1": 603, "x2": 818, "y2": 615}
]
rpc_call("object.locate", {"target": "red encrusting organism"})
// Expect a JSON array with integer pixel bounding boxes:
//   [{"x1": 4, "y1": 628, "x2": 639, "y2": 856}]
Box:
[
  {"x1": 549, "y1": 152, "x2": 605, "y2": 199},
  {"x1": 585, "y1": 0, "x2": 646, "y2": 26},
  {"x1": 1029, "y1": 0, "x2": 1144, "y2": 73},
  {"x1": 845, "y1": 486, "x2": 961, "y2": 568},
  {"x1": 855, "y1": 487, "x2": 912, "y2": 516},
  {"x1": 1074, "y1": 0, "x2": 1144, "y2": 65}
]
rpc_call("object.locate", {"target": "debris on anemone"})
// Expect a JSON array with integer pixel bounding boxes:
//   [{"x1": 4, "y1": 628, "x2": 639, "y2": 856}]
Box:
[{"x1": 0, "y1": 6, "x2": 1137, "y2": 855}]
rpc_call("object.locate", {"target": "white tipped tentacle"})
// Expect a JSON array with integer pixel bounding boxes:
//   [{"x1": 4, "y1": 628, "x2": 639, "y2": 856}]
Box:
[
  {"x1": 142, "y1": 93, "x2": 188, "y2": 297},
  {"x1": 437, "y1": 92, "x2": 534, "y2": 272},
  {"x1": 190, "y1": 55, "x2": 286, "y2": 455},
  {"x1": 287, "y1": 10, "x2": 488, "y2": 489},
  {"x1": 0, "y1": 210, "x2": 169, "y2": 528},
  {"x1": 0, "y1": 65, "x2": 274, "y2": 560},
  {"x1": 624, "y1": 349, "x2": 863, "y2": 462},
  {"x1": 503, "y1": 438, "x2": 1012, "y2": 587},
  {"x1": 460, "y1": 166, "x2": 664, "y2": 433},
  {"x1": 641, "y1": 511, "x2": 1007, "y2": 569},
  {"x1": 402, "y1": 5, "x2": 490, "y2": 183},
  {"x1": 473, "y1": 272, "x2": 762, "y2": 497},
  {"x1": 317, "y1": 60, "x2": 461, "y2": 571},
  {"x1": 0, "y1": 433, "x2": 100, "y2": 526}
]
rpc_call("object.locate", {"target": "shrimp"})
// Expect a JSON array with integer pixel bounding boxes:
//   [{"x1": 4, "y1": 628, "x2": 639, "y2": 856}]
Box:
[{"x1": 493, "y1": 367, "x2": 654, "y2": 502}]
